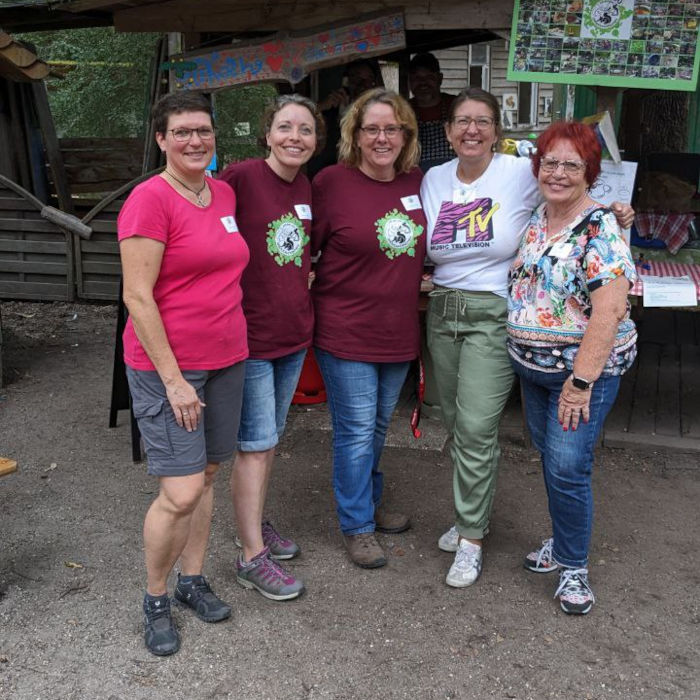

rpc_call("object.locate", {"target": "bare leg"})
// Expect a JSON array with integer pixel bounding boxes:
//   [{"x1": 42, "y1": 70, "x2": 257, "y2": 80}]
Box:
[
  {"x1": 231, "y1": 448, "x2": 275, "y2": 561},
  {"x1": 144, "y1": 472, "x2": 205, "y2": 596},
  {"x1": 179, "y1": 462, "x2": 220, "y2": 575}
]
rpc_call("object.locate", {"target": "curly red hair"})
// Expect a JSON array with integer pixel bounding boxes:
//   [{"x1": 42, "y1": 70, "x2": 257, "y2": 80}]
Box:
[{"x1": 532, "y1": 121, "x2": 602, "y2": 187}]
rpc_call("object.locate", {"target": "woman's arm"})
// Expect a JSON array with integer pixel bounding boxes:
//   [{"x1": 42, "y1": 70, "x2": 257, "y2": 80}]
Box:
[
  {"x1": 120, "y1": 236, "x2": 204, "y2": 432},
  {"x1": 558, "y1": 274, "x2": 630, "y2": 430}
]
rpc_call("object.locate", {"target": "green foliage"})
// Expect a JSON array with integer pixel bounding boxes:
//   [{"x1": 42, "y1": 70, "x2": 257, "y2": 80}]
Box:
[
  {"x1": 16, "y1": 27, "x2": 160, "y2": 138},
  {"x1": 213, "y1": 84, "x2": 276, "y2": 167},
  {"x1": 16, "y1": 27, "x2": 276, "y2": 166}
]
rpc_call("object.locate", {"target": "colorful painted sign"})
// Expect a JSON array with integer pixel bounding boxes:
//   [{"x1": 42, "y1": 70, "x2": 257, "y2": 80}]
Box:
[
  {"x1": 168, "y1": 12, "x2": 405, "y2": 91},
  {"x1": 507, "y1": 0, "x2": 700, "y2": 91}
]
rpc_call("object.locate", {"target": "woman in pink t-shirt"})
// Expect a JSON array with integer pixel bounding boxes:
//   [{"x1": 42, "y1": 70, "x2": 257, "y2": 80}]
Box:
[
  {"x1": 312, "y1": 89, "x2": 426, "y2": 569},
  {"x1": 118, "y1": 92, "x2": 249, "y2": 657},
  {"x1": 219, "y1": 95, "x2": 325, "y2": 603}
]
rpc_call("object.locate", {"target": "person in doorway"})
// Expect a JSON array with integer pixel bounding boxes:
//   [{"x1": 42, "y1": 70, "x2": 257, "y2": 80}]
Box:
[
  {"x1": 219, "y1": 94, "x2": 325, "y2": 602},
  {"x1": 308, "y1": 59, "x2": 383, "y2": 178},
  {"x1": 119, "y1": 92, "x2": 249, "y2": 656},
  {"x1": 311, "y1": 88, "x2": 425, "y2": 568},
  {"x1": 408, "y1": 52, "x2": 455, "y2": 171},
  {"x1": 507, "y1": 121, "x2": 637, "y2": 614}
]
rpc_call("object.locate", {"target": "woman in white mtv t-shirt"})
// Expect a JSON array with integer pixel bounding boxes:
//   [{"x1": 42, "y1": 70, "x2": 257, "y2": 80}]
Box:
[{"x1": 420, "y1": 87, "x2": 633, "y2": 591}]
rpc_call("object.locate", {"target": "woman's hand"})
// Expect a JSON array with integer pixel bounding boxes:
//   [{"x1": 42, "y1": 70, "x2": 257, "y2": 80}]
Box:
[
  {"x1": 610, "y1": 201, "x2": 635, "y2": 229},
  {"x1": 165, "y1": 377, "x2": 206, "y2": 432},
  {"x1": 557, "y1": 376, "x2": 591, "y2": 431}
]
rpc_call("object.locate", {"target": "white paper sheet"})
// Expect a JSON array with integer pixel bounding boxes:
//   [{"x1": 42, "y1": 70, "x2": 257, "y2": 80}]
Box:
[{"x1": 642, "y1": 275, "x2": 697, "y2": 308}]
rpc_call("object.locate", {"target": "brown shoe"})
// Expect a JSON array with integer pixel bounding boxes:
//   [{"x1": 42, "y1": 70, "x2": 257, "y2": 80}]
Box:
[
  {"x1": 344, "y1": 532, "x2": 387, "y2": 568},
  {"x1": 374, "y1": 504, "x2": 410, "y2": 534}
]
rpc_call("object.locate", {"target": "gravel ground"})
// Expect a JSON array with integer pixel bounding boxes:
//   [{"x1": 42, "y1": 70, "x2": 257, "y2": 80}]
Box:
[{"x1": 0, "y1": 301, "x2": 698, "y2": 700}]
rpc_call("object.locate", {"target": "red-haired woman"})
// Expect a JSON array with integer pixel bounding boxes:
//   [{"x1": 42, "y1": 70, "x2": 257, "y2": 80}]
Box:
[{"x1": 507, "y1": 121, "x2": 637, "y2": 614}]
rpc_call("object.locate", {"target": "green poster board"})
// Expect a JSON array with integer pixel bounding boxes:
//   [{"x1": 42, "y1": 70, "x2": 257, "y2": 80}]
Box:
[{"x1": 507, "y1": 0, "x2": 700, "y2": 91}]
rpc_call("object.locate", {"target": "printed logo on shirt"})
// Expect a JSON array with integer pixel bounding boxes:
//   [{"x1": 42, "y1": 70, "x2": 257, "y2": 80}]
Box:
[
  {"x1": 375, "y1": 209, "x2": 424, "y2": 260},
  {"x1": 266, "y1": 213, "x2": 309, "y2": 267},
  {"x1": 220, "y1": 215, "x2": 238, "y2": 233},
  {"x1": 294, "y1": 203, "x2": 312, "y2": 220},
  {"x1": 430, "y1": 198, "x2": 500, "y2": 251}
]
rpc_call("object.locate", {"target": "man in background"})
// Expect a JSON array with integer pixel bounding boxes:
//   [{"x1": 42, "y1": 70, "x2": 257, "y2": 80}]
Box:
[{"x1": 408, "y1": 52, "x2": 455, "y2": 172}]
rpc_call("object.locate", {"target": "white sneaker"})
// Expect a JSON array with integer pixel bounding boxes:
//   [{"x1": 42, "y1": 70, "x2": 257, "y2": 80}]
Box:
[
  {"x1": 438, "y1": 526, "x2": 459, "y2": 552},
  {"x1": 439, "y1": 525, "x2": 490, "y2": 552},
  {"x1": 445, "y1": 539, "x2": 482, "y2": 588}
]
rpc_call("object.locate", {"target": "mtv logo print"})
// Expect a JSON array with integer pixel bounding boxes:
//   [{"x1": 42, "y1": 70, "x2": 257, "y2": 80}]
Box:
[{"x1": 431, "y1": 198, "x2": 500, "y2": 250}]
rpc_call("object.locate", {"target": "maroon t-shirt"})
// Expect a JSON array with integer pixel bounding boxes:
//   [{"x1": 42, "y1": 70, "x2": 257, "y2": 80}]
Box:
[
  {"x1": 311, "y1": 164, "x2": 426, "y2": 363},
  {"x1": 220, "y1": 158, "x2": 313, "y2": 359}
]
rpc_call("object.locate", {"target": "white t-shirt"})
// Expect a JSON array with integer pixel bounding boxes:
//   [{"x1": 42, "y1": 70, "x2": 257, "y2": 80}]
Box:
[{"x1": 421, "y1": 154, "x2": 540, "y2": 297}]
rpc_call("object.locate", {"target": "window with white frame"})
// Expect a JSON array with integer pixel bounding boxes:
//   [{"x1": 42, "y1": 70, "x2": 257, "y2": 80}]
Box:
[{"x1": 468, "y1": 43, "x2": 490, "y2": 89}]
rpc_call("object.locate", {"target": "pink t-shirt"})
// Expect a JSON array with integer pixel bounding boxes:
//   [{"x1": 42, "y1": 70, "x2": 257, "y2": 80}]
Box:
[
  {"x1": 311, "y1": 164, "x2": 426, "y2": 363},
  {"x1": 219, "y1": 159, "x2": 313, "y2": 359},
  {"x1": 118, "y1": 175, "x2": 249, "y2": 371}
]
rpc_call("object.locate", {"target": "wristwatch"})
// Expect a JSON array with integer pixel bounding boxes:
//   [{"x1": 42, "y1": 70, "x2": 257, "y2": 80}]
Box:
[{"x1": 571, "y1": 374, "x2": 594, "y2": 390}]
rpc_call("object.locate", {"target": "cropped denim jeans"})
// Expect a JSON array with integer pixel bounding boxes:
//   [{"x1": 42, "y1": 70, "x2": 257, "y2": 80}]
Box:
[
  {"x1": 511, "y1": 361, "x2": 621, "y2": 568},
  {"x1": 315, "y1": 349, "x2": 410, "y2": 535}
]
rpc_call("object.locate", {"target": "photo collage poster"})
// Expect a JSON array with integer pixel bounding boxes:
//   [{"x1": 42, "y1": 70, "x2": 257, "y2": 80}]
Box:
[{"x1": 507, "y1": 1, "x2": 700, "y2": 90}]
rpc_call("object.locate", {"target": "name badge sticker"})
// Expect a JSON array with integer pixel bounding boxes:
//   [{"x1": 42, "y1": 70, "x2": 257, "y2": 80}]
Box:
[
  {"x1": 400, "y1": 195, "x2": 422, "y2": 211},
  {"x1": 220, "y1": 215, "x2": 238, "y2": 233},
  {"x1": 549, "y1": 241, "x2": 574, "y2": 259},
  {"x1": 294, "y1": 204, "x2": 312, "y2": 220}
]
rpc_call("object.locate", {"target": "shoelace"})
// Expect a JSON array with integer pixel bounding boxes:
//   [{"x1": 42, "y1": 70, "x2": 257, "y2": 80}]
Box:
[
  {"x1": 261, "y1": 521, "x2": 286, "y2": 546},
  {"x1": 253, "y1": 554, "x2": 290, "y2": 583},
  {"x1": 534, "y1": 538, "x2": 554, "y2": 568},
  {"x1": 455, "y1": 543, "x2": 480, "y2": 568},
  {"x1": 554, "y1": 568, "x2": 595, "y2": 603},
  {"x1": 145, "y1": 599, "x2": 171, "y2": 622}
]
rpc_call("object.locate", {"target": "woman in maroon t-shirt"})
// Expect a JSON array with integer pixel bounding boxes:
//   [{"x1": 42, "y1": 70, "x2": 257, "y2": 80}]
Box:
[
  {"x1": 220, "y1": 95, "x2": 326, "y2": 602},
  {"x1": 311, "y1": 88, "x2": 426, "y2": 569}
]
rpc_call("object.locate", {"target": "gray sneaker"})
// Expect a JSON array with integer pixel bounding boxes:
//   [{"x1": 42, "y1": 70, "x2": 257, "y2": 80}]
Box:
[
  {"x1": 236, "y1": 547, "x2": 304, "y2": 601},
  {"x1": 234, "y1": 520, "x2": 300, "y2": 560}
]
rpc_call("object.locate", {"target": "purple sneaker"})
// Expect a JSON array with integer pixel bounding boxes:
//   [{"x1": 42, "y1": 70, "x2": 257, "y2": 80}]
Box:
[
  {"x1": 234, "y1": 520, "x2": 300, "y2": 560},
  {"x1": 236, "y1": 547, "x2": 304, "y2": 601}
]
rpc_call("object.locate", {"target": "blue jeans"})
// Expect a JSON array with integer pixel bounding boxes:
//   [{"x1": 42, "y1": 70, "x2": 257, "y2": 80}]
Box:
[
  {"x1": 237, "y1": 349, "x2": 307, "y2": 452},
  {"x1": 511, "y1": 361, "x2": 621, "y2": 568},
  {"x1": 315, "y1": 349, "x2": 410, "y2": 535}
]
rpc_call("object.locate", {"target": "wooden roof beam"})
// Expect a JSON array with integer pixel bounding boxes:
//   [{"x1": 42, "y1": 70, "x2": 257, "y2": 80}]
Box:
[{"x1": 113, "y1": 0, "x2": 513, "y2": 33}]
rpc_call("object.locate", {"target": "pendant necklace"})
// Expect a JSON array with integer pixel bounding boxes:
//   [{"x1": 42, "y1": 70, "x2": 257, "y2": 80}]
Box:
[{"x1": 165, "y1": 169, "x2": 207, "y2": 206}]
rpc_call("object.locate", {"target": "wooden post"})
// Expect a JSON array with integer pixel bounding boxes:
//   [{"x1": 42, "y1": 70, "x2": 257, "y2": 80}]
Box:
[{"x1": 31, "y1": 81, "x2": 74, "y2": 214}]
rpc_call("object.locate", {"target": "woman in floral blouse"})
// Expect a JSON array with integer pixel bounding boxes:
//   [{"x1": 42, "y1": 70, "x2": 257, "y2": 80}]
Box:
[{"x1": 506, "y1": 121, "x2": 637, "y2": 615}]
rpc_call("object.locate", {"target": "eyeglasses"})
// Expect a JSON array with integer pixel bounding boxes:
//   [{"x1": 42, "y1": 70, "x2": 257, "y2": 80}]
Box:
[
  {"x1": 169, "y1": 127, "x2": 215, "y2": 142},
  {"x1": 358, "y1": 125, "x2": 404, "y2": 138},
  {"x1": 540, "y1": 156, "x2": 586, "y2": 174},
  {"x1": 451, "y1": 116, "x2": 495, "y2": 130}
]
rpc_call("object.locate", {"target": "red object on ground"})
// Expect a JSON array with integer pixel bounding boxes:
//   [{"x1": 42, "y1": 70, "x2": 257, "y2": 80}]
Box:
[{"x1": 293, "y1": 348, "x2": 327, "y2": 404}]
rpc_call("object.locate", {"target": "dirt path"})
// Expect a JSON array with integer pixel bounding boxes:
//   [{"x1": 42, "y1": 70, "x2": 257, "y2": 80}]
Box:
[{"x1": 0, "y1": 301, "x2": 698, "y2": 699}]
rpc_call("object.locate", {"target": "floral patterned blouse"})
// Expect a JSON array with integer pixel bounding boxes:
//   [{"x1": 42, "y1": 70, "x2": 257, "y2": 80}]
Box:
[{"x1": 507, "y1": 204, "x2": 637, "y2": 375}]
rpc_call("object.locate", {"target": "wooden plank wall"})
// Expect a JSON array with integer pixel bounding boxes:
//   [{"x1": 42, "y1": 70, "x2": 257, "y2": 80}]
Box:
[
  {"x1": 57, "y1": 138, "x2": 143, "y2": 197},
  {"x1": 434, "y1": 40, "x2": 553, "y2": 131},
  {"x1": 76, "y1": 195, "x2": 127, "y2": 301},
  {"x1": 0, "y1": 180, "x2": 72, "y2": 301}
]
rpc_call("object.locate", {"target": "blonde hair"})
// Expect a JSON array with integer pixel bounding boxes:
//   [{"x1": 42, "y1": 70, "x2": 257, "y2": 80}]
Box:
[{"x1": 337, "y1": 88, "x2": 420, "y2": 174}]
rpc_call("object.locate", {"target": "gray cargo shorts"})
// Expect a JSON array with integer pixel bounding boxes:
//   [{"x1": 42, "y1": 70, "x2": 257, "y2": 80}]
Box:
[{"x1": 126, "y1": 362, "x2": 245, "y2": 477}]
